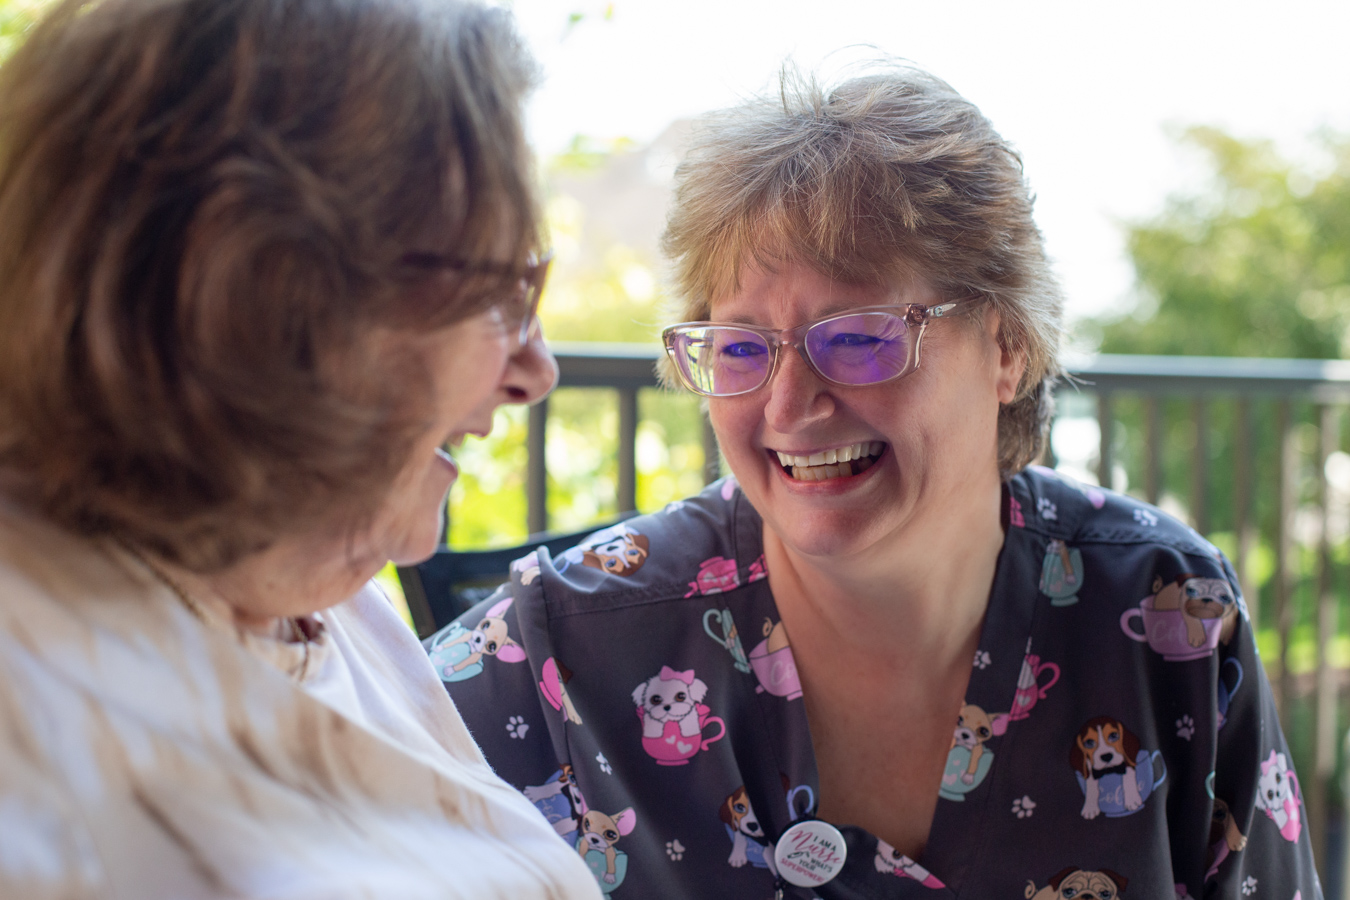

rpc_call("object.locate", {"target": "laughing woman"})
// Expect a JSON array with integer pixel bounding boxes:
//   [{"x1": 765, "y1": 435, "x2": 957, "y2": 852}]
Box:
[
  {"x1": 436, "y1": 66, "x2": 1320, "y2": 898},
  {"x1": 0, "y1": 0, "x2": 602, "y2": 897}
]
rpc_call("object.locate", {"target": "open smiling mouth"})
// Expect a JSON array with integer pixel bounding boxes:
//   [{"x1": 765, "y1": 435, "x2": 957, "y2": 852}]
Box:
[{"x1": 774, "y1": 441, "x2": 886, "y2": 482}]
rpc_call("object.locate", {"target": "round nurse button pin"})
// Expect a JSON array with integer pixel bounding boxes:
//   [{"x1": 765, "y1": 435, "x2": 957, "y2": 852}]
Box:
[{"x1": 773, "y1": 819, "x2": 848, "y2": 888}]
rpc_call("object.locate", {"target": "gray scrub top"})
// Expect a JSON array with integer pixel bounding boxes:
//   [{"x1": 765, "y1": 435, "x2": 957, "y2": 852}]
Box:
[{"x1": 429, "y1": 466, "x2": 1321, "y2": 899}]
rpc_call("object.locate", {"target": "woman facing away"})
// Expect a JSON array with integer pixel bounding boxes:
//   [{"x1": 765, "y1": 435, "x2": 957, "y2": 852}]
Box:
[
  {"x1": 434, "y1": 65, "x2": 1322, "y2": 898},
  {"x1": 0, "y1": 0, "x2": 601, "y2": 896}
]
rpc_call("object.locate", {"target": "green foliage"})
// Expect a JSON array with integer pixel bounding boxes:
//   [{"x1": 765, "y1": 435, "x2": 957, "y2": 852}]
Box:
[
  {"x1": 1077, "y1": 130, "x2": 1350, "y2": 802},
  {"x1": 448, "y1": 148, "x2": 709, "y2": 549},
  {"x1": 0, "y1": 0, "x2": 46, "y2": 61},
  {"x1": 1085, "y1": 127, "x2": 1350, "y2": 359}
]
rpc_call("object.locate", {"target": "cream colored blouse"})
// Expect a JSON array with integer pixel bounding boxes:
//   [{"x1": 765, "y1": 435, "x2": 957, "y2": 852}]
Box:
[{"x1": 0, "y1": 505, "x2": 601, "y2": 900}]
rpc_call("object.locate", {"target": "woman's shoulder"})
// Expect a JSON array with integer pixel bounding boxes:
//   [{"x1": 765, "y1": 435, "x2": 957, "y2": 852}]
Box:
[
  {"x1": 505, "y1": 477, "x2": 767, "y2": 614},
  {"x1": 1012, "y1": 465, "x2": 1224, "y2": 561}
]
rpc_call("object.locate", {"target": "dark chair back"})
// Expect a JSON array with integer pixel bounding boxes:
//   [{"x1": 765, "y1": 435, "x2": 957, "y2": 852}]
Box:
[{"x1": 398, "y1": 512, "x2": 639, "y2": 639}]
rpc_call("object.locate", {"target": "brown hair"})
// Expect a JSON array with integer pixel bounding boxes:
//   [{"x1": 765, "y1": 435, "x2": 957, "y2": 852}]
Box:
[
  {"x1": 661, "y1": 64, "x2": 1063, "y2": 477},
  {"x1": 0, "y1": 0, "x2": 541, "y2": 570}
]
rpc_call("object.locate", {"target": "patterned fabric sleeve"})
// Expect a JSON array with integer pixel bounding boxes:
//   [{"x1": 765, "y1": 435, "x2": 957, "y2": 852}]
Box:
[
  {"x1": 424, "y1": 584, "x2": 562, "y2": 796},
  {"x1": 1205, "y1": 555, "x2": 1322, "y2": 898}
]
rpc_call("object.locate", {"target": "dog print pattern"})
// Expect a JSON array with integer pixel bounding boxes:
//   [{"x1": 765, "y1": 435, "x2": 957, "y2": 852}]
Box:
[{"x1": 434, "y1": 467, "x2": 1321, "y2": 899}]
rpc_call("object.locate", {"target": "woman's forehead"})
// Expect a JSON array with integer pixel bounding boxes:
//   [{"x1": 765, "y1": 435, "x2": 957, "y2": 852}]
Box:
[{"x1": 709, "y1": 260, "x2": 937, "y2": 322}]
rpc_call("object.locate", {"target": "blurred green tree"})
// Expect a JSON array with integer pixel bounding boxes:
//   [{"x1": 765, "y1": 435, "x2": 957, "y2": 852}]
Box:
[
  {"x1": 1081, "y1": 126, "x2": 1350, "y2": 649},
  {"x1": 1086, "y1": 126, "x2": 1350, "y2": 359}
]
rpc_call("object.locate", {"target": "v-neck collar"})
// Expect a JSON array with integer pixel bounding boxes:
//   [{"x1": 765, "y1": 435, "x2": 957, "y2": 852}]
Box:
[{"x1": 725, "y1": 480, "x2": 1040, "y2": 898}]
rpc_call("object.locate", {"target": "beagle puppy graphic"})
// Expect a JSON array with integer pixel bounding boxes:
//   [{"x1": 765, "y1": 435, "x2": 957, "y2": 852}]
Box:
[
  {"x1": 582, "y1": 532, "x2": 650, "y2": 577},
  {"x1": 1025, "y1": 867, "x2": 1127, "y2": 900},
  {"x1": 1071, "y1": 716, "x2": 1143, "y2": 819},
  {"x1": 718, "y1": 786, "x2": 776, "y2": 877},
  {"x1": 1152, "y1": 573, "x2": 1239, "y2": 648},
  {"x1": 577, "y1": 807, "x2": 636, "y2": 884},
  {"x1": 952, "y1": 703, "x2": 1010, "y2": 784}
]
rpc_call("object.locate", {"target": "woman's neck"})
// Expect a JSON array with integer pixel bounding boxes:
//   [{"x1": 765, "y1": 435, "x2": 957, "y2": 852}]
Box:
[
  {"x1": 763, "y1": 482, "x2": 1006, "y2": 670},
  {"x1": 153, "y1": 533, "x2": 379, "y2": 637}
]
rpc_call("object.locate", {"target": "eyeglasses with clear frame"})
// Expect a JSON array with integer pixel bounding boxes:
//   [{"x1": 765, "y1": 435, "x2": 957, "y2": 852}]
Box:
[
  {"x1": 399, "y1": 250, "x2": 552, "y2": 346},
  {"x1": 661, "y1": 299, "x2": 982, "y2": 397}
]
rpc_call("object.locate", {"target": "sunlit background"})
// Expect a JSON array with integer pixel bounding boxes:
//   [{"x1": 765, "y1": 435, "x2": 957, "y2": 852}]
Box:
[{"x1": 445, "y1": 0, "x2": 1350, "y2": 550}]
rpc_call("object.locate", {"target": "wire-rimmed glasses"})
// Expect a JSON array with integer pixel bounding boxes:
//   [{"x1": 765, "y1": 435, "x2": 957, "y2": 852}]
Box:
[
  {"x1": 661, "y1": 300, "x2": 979, "y2": 397},
  {"x1": 399, "y1": 250, "x2": 552, "y2": 346}
]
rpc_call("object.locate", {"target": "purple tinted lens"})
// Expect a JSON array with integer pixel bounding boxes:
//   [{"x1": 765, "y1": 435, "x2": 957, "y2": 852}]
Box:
[
  {"x1": 671, "y1": 327, "x2": 772, "y2": 395},
  {"x1": 805, "y1": 313, "x2": 911, "y2": 385}
]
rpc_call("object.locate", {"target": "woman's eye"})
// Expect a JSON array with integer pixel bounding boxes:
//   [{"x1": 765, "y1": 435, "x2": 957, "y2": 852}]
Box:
[
  {"x1": 721, "y1": 341, "x2": 767, "y2": 358},
  {"x1": 827, "y1": 332, "x2": 883, "y2": 347}
]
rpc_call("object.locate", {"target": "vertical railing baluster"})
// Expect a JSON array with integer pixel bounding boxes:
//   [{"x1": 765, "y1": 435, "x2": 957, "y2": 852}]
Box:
[
  {"x1": 1311, "y1": 403, "x2": 1339, "y2": 878},
  {"x1": 1192, "y1": 397, "x2": 1209, "y2": 535},
  {"x1": 617, "y1": 388, "x2": 638, "y2": 513},
  {"x1": 1097, "y1": 392, "x2": 1114, "y2": 489},
  {"x1": 527, "y1": 398, "x2": 548, "y2": 536},
  {"x1": 1274, "y1": 398, "x2": 1295, "y2": 725},
  {"x1": 1145, "y1": 395, "x2": 1161, "y2": 506},
  {"x1": 1235, "y1": 398, "x2": 1255, "y2": 623},
  {"x1": 702, "y1": 410, "x2": 720, "y2": 485}
]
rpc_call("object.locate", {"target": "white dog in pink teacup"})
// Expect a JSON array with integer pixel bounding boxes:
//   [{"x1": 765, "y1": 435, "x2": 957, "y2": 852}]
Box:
[
  {"x1": 632, "y1": 666, "x2": 726, "y2": 765},
  {"x1": 633, "y1": 666, "x2": 708, "y2": 739}
]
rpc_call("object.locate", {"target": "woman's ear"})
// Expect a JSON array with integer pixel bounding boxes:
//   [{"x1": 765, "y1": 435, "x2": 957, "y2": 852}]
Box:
[{"x1": 984, "y1": 310, "x2": 1026, "y2": 404}]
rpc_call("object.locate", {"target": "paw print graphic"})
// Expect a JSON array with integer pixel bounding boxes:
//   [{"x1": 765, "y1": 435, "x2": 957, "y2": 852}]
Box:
[
  {"x1": 973, "y1": 650, "x2": 992, "y2": 670},
  {"x1": 1176, "y1": 715, "x2": 1195, "y2": 741},
  {"x1": 1133, "y1": 508, "x2": 1158, "y2": 527},
  {"x1": 596, "y1": 751, "x2": 612, "y2": 775},
  {"x1": 1241, "y1": 876, "x2": 1257, "y2": 896},
  {"x1": 665, "y1": 839, "x2": 685, "y2": 861},
  {"x1": 505, "y1": 716, "x2": 529, "y2": 739},
  {"x1": 1036, "y1": 497, "x2": 1058, "y2": 521},
  {"x1": 1012, "y1": 796, "x2": 1036, "y2": 818}
]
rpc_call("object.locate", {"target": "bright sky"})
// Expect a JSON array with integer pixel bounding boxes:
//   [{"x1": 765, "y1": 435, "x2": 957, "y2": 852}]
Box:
[{"x1": 508, "y1": 0, "x2": 1350, "y2": 332}]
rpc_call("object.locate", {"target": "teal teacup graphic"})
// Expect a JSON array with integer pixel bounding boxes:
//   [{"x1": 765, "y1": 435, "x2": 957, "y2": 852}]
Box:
[
  {"x1": 427, "y1": 623, "x2": 483, "y2": 682},
  {"x1": 580, "y1": 849, "x2": 628, "y2": 894},
  {"x1": 1074, "y1": 749, "x2": 1166, "y2": 817},
  {"x1": 1217, "y1": 658, "x2": 1243, "y2": 728},
  {"x1": 703, "y1": 608, "x2": 751, "y2": 673},
  {"x1": 938, "y1": 744, "x2": 994, "y2": 800},
  {"x1": 1040, "y1": 539, "x2": 1083, "y2": 606}
]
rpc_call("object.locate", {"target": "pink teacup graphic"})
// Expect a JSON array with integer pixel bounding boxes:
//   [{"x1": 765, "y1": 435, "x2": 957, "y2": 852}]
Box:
[
  {"x1": 638, "y1": 707, "x2": 726, "y2": 765},
  {"x1": 685, "y1": 556, "x2": 740, "y2": 597},
  {"x1": 748, "y1": 619, "x2": 802, "y2": 700},
  {"x1": 1120, "y1": 595, "x2": 1222, "y2": 661},
  {"x1": 1009, "y1": 653, "x2": 1060, "y2": 721}
]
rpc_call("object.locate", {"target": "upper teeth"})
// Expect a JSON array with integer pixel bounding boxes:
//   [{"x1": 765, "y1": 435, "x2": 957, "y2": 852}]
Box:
[{"x1": 775, "y1": 442, "x2": 884, "y2": 468}]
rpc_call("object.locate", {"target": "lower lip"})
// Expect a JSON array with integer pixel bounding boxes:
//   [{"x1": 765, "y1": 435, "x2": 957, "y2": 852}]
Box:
[
  {"x1": 772, "y1": 447, "x2": 886, "y2": 491},
  {"x1": 434, "y1": 447, "x2": 459, "y2": 481}
]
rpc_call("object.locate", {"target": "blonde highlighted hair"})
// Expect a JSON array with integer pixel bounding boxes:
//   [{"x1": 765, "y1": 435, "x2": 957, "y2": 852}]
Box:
[{"x1": 661, "y1": 64, "x2": 1063, "y2": 477}]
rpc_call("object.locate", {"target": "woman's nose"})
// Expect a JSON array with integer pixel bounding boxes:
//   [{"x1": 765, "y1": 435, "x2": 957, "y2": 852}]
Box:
[
  {"x1": 763, "y1": 344, "x2": 835, "y2": 430},
  {"x1": 501, "y1": 324, "x2": 558, "y2": 405}
]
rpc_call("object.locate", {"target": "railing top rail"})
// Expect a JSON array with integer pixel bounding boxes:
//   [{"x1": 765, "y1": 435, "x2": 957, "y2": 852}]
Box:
[
  {"x1": 550, "y1": 342, "x2": 1350, "y2": 399},
  {"x1": 1065, "y1": 354, "x2": 1350, "y2": 398},
  {"x1": 553, "y1": 342, "x2": 663, "y2": 390}
]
